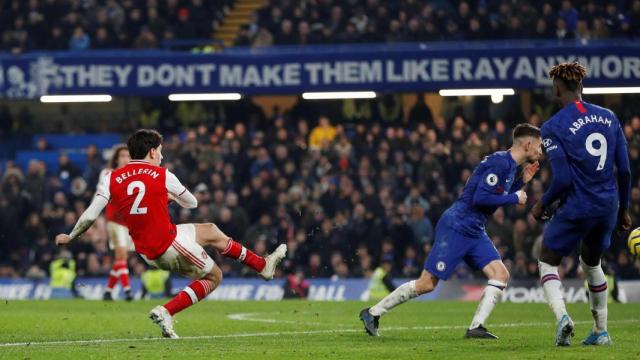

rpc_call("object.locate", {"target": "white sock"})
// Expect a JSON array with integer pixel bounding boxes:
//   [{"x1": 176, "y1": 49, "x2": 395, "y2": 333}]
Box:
[
  {"x1": 539, "y1": 261, "x2": 568, "y2": 321},
  {"x1": 580, "y1": 257, "x2": 608, "y2": 333},
  {"x1": 369, "y1": 280, "x2": 418, "y2": 317},
  {"x1": 469, "y1": 279, "x2": 506, "y2": 329}
]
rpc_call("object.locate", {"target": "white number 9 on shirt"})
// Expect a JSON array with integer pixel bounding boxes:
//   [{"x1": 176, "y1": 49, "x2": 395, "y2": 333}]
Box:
[{"x1": 585, "y1": 132, "x2": 607, "y2": 171}]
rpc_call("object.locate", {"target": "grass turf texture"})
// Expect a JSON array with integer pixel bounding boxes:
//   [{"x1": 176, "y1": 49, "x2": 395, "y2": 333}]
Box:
[{"x1": 1, "y1": 300, "x2": 639, "y2": 359}]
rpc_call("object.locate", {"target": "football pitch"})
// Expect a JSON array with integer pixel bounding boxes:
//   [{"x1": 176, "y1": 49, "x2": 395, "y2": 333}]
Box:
[{"x1": 1, "y1": 300, "x2": 639, "y2": 359}]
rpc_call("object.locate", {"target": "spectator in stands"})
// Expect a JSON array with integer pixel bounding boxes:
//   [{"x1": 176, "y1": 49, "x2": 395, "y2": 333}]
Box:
[
  {"x1": 282, "y1": 267, "x2": 309, "y2": 298},
  {"x1": 174, "y1": 8, "x2": 197, "y2": 39},
  {"x1": 309, "y1": 116, "x2": 337, "y2": 151},
  {"x1": 275, "y1": 19, "x2": 297, "y2": 45},
  {"x1": 252, "y1": 26, "x2": 274, "y2": 47},
  {"x1": 407, "y1": 93, "x2": 434, "y2": 129},
  {"x1": 133, "y1": 27, "x2": 158, "y2": 49},
  {"x1": 558, "y1": 0, "x2": 579, "y2": 31},
  {"x1": 69, "y1": 26, "x2": 90, "y2": 51},
  {"x1": 47, "y1": 26, "x2": 68, "y2": 51}
]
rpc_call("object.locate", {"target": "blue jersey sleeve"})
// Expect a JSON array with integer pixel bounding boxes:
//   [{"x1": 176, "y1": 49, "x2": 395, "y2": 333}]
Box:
[
  {"x1": 615, "y1": 122, "x2": 631, "y2": 209},
  {"x1": 509, "y1": 177, "x2": 525, "y2": 194},
  {"x1": 472, "y1": 160, "x2": 519, "y2": 207},
  {"x1": 541, "y1": 125, "x2": 572, "y2": 206}
]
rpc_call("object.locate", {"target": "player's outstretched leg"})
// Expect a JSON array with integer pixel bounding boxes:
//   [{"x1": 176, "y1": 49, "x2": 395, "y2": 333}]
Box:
[
  {"x1": 150, "y1": 265, "x2": 223, "y2": 338},
  {"x1": 360, "y1": 270, "x2": 438, "y2": 336},
  {"x1": 580, "y1": 257, "x2": 612, "y2": 346},
  {"x1": 195, "y1": 223, "x2": 286, "y2": 280},
  {"x1": 466, "y1": 260, "x2": 509, "y2": 340},
  {"x1": 539, "y1": 260, "x2": 574, "y2": 346}
]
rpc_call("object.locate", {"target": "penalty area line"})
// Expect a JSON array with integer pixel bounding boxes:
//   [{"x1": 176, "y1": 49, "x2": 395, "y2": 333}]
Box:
[{"x1": 1, "y1": 319, "x2": 638, "y2": 348}]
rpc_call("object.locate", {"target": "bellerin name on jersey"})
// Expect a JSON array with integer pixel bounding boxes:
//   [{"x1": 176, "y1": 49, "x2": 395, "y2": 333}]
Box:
[
  {"x1": 114, "y1": 168, "x2": 160, "y2": 183},
  {"x1": 569, "y1": 114, "x2": 612, "y2": 135}
]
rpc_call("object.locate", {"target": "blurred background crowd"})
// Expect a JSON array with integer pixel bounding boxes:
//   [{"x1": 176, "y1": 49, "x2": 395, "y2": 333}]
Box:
[
  {"x1": 238, "y1": 0, "x2": 640, "y2": 46},
  {"x1": 0, "y1": 0, "x2": 639, "y2": 284},
  {"x1": 1, "y1": 93, "x2": 639, "y2": 282},
  {"x1": 2, "y1": 0, "x2": 639, "y2": 53}
]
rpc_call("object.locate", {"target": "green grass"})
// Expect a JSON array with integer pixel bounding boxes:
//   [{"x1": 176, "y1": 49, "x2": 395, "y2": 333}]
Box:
[{"x1": 1, "y1": 300, "x2": 639, "y2": 359}]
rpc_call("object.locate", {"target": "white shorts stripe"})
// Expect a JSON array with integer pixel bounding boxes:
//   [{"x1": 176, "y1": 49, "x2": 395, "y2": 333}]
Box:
[
  {"x1": 174, "y1": 241, "x2": 206, "y2": 268},
  {"x1": 173, "y1": 241, "x2": 205, "y2": 269},
  {"x1": 183, "y1": 286, "x2": 198, "y2": 304}
]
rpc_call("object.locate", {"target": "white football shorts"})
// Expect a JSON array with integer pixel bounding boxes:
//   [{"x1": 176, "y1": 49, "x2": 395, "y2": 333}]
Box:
[
  {"x1": 107, "y1": 221, "x2": 135, "y2": 251},
  {"x1": 141, "y1": 223, "x2": 215, "y2": 279}
]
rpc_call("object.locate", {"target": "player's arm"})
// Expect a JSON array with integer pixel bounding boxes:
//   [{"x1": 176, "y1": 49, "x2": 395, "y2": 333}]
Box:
[
  {"x1": 166, "y1": 170, "x2": 197, "y2": 209},
  {"x1": 508, "y1": 178, "x2": 525, "y2": 193},
  {"x1": 533, "y1": 129, "x2": 571, "y2": 220},
  {"x1": 540, "y1": 130, "x2": 572, "y2": 206},
  {"x1": 55, "y1": 173, "x2": 110, "y2": 245},
  {"x1": 614, "y1": 122, "x2": 632, "y2": 231},
  {"x1": 508, "y1": 162, "x2": 540, "y2": 193},
  {"x1": 472, "y1": 164, "x2": 524, "y2": 207}
]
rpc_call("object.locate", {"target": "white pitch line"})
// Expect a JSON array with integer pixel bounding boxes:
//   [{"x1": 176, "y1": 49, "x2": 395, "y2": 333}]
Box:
[
  {"x1": 228, "y1": 312, "x2": 311, "y2": 324},
  {"x1": 1, "y1": 319, "x2": 638, "y2": 348},
  {"x1": 227, "y1": 312, "x2": 353, "y2": 327}
]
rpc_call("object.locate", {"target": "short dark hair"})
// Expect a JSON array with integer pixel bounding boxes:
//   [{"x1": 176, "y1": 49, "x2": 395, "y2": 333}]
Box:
[
  {"x1": 109, "y1": 144, "x2": 129, "y2": 169},
  {"x1": 127, "y1": 129, "x2": 163, "y2": 159},
  {"x1": 513, "y1": 123, "x2": 541, "y2": 140},
  {"x1": 549, "y1": 61, "x2": 587, "y2": 92}
]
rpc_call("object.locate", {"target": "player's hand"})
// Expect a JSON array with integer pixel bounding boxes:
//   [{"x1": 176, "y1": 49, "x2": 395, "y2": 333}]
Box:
[
  {"x1": 55, "y1": 234, "x2": 71, "y2": 246},
  {"x1": 532, "y1": 201, "x2": 550, "y2": 221},
  {"x1": 515, "y1": 190, "x2": 527, "y2": 205},
  {"x1": 522, "y1": 161, "x2": 540, "y2": 184},
  {"x1": 617, "y1": 208, "x2": 632, "y2": 232}
]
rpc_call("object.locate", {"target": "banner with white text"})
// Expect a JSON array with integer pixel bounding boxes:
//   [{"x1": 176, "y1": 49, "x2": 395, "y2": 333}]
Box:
[
  {"x1": 0, "y1": 41, "x2": 638, "y2": 98},
  {"x1": 4, "y1": 277, "x2": 637, "y2": 303}
]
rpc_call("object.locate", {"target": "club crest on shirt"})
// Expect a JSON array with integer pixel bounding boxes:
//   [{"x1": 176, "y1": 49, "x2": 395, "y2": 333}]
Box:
[{"x1": 486, "y1": 173, "x2": 498, "y2": 186}]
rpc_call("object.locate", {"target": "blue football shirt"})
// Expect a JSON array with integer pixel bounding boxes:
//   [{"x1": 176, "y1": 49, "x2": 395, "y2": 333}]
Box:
[
  {"x1": 541, "y1": 100, "x2": 628, "y2": 219},
  {"x1": 446, "y1": 151, "x2": 521, "y2": 237}
]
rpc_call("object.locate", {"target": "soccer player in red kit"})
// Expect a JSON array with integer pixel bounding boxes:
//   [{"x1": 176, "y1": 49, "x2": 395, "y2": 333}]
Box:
[
  {"x1": 55, "y1": 129, "x2": 287, "y2": 338},
  {"x1": 101, "y1": 144, "x2": 135, "y2": 301}
]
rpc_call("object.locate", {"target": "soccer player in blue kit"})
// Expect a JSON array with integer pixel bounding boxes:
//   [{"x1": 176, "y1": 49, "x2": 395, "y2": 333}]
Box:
[
  {"x1": 531, "y1": 62, "x2": 632, "y2": 346},
  {"x1": 360, "y1": 123, "x2": 543, "y2": 339}
]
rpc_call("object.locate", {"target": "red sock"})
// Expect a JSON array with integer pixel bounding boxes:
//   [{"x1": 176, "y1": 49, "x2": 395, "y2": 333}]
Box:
[
  {"x1": 106, "y1": 271, "x2": 118, "y2": 291},
  {"x1": 112, "y1": 259, "x2": 131, "y2": 290},
  {"x1": 163, "y1": 279, "x2": 214, "y2": 316},
  {"x1": 106, "y1": 259, "x2": 126, "y2": 290},
  {"x1": 116, "y1": 260, "x2": 130, "y2": 290},
  {"x1": 221, "y1": 239, "x2": 266, "y2": 272}
]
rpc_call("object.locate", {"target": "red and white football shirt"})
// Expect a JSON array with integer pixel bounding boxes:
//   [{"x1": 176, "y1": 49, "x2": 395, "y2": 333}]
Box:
[{"x1": 96, "y1": 160, "x2": 188, "y2": 259}]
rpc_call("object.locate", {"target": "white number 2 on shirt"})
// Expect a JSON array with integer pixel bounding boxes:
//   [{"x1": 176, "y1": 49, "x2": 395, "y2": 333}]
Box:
[
  {"x1": 585, "y1": 132, "x2": 607, "y2": 171},
  {"x1": 127, "y1": 181, "x2": 148, "y2": 215}
]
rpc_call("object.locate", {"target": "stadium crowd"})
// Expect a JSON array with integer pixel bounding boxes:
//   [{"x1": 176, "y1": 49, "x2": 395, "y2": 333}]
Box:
[
  {"x1": 2, "y1": 0, "x2": 640, "y2": 53},
  {"x1": 1, "y1": 94, "x2": 639, "y2": 282},
  {"x1": 0, "y1": 0, "x2": 233, "y2": 53},
  {"x1": 236, "y1": 0, "x2": 640, "y2": 46}
]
